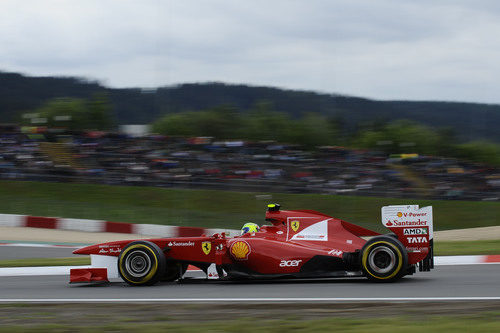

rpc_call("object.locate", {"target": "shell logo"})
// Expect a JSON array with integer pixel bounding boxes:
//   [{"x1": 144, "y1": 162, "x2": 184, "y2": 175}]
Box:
[
  {"x1": 397, "y1": 212, "x2": 403, "y2": 217},
  {"x1": 230, "y1": 241, "x2": 251, "y2": 260}
]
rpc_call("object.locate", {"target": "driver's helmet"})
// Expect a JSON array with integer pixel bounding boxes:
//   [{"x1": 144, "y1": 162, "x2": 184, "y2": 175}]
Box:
[{"x1": 241, "y1": 222, "x2": 260, "y2": 235}]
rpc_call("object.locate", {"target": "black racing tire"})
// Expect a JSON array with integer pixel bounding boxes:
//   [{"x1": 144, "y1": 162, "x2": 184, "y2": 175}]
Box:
[
  {"x1": 162, "y1": 262, "x2": 188, "y2": 282},
  {"x1": 386, "y1": 233, "x2": 398, "y2": 239},
  {"x1": 118, "y1": 241, "x2": 166, "y2": 286},
  {"x1": 360, "y1": 235, "x2": 408, "y2": 282}
]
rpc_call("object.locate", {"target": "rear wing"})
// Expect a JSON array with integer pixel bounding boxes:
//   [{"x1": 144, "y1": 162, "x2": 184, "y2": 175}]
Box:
[{"x1": 381, "y1": 205, "x2": 434, "y2": 271}]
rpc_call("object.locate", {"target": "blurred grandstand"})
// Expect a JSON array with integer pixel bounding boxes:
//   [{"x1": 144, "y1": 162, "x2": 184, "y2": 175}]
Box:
[{"x1": 0, "y1": 124, "x2": 498, "y2": 201}]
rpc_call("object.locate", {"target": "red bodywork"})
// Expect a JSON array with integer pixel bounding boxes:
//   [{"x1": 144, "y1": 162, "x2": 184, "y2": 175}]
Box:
[{"x1": 71, "y1": 207, "x2": 432, "y2": 283}]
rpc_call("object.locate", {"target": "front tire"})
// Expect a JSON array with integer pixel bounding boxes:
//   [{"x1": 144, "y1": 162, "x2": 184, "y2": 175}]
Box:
[
  {"x1": 118, "y1": 241, "x2": 166, "y2": 286},
  {"x1": 360, "y1": 235, "x2": 408, "y2": 282}
]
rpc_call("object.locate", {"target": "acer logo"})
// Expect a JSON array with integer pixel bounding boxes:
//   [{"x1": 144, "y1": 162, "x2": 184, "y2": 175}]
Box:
[
  {"x1": 279, "y1": 260, "x2": 302, "y2": 267},
  {"x1": 407, "y1": 236, "x2": 428, "y2": 244}
]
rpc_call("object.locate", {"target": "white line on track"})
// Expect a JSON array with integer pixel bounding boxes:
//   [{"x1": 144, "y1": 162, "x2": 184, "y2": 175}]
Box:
[{"x1": 1, "y1": 297, "x2": 500, "y2": 303}]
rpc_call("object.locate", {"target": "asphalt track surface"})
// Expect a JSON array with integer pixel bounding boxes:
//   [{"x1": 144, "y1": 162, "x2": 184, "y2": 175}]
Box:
[
  {"x1": 0, "y1": 245, "x2": 78, "y2": 260},
  {"x1": 0, "y1": 264, "x2": 499, "y2": 302},
  {"x1": 1, "y1": 244, "x2": 500, "y2": 302}
]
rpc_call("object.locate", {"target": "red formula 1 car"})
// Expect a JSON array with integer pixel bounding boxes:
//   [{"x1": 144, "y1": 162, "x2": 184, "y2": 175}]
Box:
[{"x1": 70, "y1": 204, "x2": 434, "y2": 285}]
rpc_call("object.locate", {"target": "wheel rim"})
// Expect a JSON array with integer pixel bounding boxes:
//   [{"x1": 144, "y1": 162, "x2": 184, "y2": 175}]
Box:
[
  {"x1": 368, "y1": 246, "x2": 396, "y2": 274},
  {"x1": 125, "y1": 250, "x2": 152, "y2": 278}
]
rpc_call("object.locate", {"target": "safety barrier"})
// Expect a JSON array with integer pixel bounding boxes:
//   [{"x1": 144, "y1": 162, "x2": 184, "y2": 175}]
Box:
[{"x1": 0, "y1": 213, "x2": 238, "y2": 237}]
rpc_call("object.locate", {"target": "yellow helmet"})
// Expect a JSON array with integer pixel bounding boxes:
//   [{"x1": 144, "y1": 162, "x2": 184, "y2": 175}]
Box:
[{"x1": 241, "y1": 222, "x2": 260, "y2": 235}]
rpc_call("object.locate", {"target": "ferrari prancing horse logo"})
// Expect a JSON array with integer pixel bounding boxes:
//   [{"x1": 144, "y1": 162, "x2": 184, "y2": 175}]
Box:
[
  {"x1": 291, "y1": 220, "x2": 300, "y2": 232},
  {"x1": 202, "y1": 241, "x2": 211, "y2": 255}
]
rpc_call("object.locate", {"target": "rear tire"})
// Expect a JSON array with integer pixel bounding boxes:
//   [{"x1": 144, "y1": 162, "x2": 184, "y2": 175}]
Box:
[
  {"x1": 118, "y1": 241, "x2": 166, "y2": 286},
  {"x1": 360, "y1": 235, "x2": 408, "y2": 282}
]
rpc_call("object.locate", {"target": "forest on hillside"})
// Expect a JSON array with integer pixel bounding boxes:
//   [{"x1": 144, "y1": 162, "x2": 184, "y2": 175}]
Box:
[
  {"x1": 1, "y1": 71, "x2": 500, "y2": 143},
  {"x1": 9, "y1": 95, "x2": 500, "y2": 166}
]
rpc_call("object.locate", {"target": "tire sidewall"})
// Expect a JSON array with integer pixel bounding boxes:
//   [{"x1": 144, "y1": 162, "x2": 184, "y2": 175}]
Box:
[
  {"x1": 360, "y1": 236, "x2": 408, "y2": 282},
  {"x1": 118, "y1": 241, "x2": 166, "y2": 286}
]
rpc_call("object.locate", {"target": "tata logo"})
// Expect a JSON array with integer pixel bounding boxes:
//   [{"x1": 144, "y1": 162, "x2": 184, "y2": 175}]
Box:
[
  {"x1": 403, "y1": 228, "x2": 428, "y2": 236},
  {"x1": 407, "y1": 236, "x2": 428, "y2": 244},
  {"x1": 291, "y1": 220, "x2": 300, "y2": 232},
  {"x1": 279, "y1": 260, "x2": 302, "y2": 267}
]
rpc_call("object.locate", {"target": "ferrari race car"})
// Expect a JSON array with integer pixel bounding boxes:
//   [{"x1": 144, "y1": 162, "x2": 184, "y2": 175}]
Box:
[{"x1": 70, "y1": 204, "x2": 434, "y2": 285}]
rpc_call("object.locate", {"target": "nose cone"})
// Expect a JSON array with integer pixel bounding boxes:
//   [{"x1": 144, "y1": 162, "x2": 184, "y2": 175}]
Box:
[
  {"x1": 73, "y1": 244, "x2": 99, "y2": 255},
  {"x1": 72, "y1": 240, "x2": 129, "y2": 255}
]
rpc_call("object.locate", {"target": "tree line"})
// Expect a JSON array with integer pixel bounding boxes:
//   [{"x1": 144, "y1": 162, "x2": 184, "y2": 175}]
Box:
[
  {"x1": 3, "y1": 71, "x2": 500, "y2": 143},
  {"x1": 17, "y1": 96, "x2": 500, "y2": 166},
  {"x1": 152, "y1": 104, "x2": 500, "y2": 166},
  {"x1": 20, "y1": 95, "x2": 114, "y2": 131}
]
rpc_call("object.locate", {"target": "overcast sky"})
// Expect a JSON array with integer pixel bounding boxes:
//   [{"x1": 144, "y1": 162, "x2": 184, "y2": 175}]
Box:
[{"x1": 2, "y1": 0, "x2": 500, "y2": 104}]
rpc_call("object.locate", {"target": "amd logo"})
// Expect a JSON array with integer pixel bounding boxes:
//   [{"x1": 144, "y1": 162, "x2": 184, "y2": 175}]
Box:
[{"x1": 403, "y1": 228, "x2": 427, "y2": 235}]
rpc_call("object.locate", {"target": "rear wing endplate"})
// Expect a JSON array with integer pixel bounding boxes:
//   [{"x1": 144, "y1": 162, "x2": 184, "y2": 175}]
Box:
[{"x1": 381, "y1": 205, "x2": 434, "y2": 271}]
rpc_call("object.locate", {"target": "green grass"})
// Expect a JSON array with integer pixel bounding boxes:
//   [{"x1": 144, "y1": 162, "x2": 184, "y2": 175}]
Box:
[
  {"x1": 0, "y1": 257, "x2": 90, "y2": 267},
  {"x1": 435, "y1": 240, "x2": 500, "y2": 256},
  {"x1": 1, "y1": 314, "x2": 500, "y2": 332},
  {"x1": 0, "y1": 180, "x2": 499, "y2": 231},
  {"x1": 0, "y1": 302, "x2": 499, "y2": 332}
]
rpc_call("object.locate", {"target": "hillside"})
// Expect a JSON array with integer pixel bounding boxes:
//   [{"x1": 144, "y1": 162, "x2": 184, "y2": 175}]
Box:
[{"x1": 1, "y1": 71, "x2": 499, "y2": 142}]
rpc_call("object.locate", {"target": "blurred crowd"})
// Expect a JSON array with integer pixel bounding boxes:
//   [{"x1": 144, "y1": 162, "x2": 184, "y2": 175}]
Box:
[{"x1": 1, "y1": 125, "x2": 499, "y2": 201}]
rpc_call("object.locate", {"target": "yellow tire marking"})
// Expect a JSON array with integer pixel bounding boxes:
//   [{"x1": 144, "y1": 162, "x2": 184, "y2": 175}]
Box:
[
  {"x1": 362, "y1": 241, "x2": 403, "y2": 280},
  {"x1": 118, "y1": 244, "x2": 159, "y2": 285}
]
